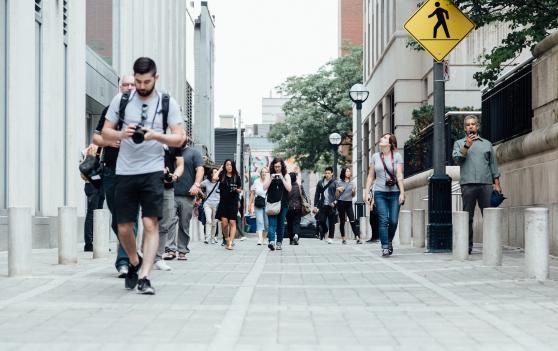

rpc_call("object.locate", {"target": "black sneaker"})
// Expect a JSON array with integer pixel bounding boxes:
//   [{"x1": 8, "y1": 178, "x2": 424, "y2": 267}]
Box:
[
  {"x1": 221, "y1": 239, "x2": 226, "y2": 247},
  {"x1": 137, "y1": 277, "x2": 155, "y2": 295},
  {"x1": 125, "y1": 255, "x2": 142, "y2": 290},
  {"x1": 268, "y1": 242, "x2": 275, "y2": 251},
  {"x1": 388, "y1": 243, "x2": 393, "y2": 256},
  {"x1": 382, "y1": 249, "x2": 390, "y2": 257}
]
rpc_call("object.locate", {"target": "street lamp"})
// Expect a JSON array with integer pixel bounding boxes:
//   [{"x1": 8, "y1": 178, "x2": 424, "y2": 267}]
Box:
[
  {"x1": 328, "y1": 132, "x2": 342, "y2": 178},
  {"x1": 349, "y1": 83, "x2": 369, "y2": 220}
]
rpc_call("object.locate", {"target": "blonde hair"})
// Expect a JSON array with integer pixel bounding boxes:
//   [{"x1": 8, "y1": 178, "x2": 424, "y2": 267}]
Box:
[{"x1": 260, "y1": 166, "x2": 269, "y2": 177}]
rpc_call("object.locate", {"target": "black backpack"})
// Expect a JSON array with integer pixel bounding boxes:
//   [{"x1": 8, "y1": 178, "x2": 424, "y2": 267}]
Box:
[{"x1": 116, "y1": 91, "x2": 171, "y2": 132}]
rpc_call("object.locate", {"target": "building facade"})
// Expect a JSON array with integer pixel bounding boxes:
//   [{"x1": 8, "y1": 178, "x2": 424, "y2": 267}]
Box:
[
  {"x1": 193, "y1": 2, "x2": 216, "y2": 158},
  {"x1": 262, "y1": 97, "x2": 288, "y2": 124},
  {"x1": 338, "y1": 0, "x2": 363, "y2": 55},
  {"x1": 0, "y1": 0, "x2": 87, "y2": 218}
]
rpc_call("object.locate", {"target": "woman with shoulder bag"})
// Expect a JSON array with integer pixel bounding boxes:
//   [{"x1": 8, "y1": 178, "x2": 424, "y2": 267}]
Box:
[
  {"x1": 365, "y1": 133, "x2": 405, "y2": 257},
  {"x1": 201, "y1": 168, "x2": 220, "y2": 244},
  {"x1": 286, "y1": 172, "x2": 305, "y2": 245},
  {"x1": 216, "y1": 159, "x2": 243, "y2": 250},
  {"x1": 336, "y1": 167, "x2": 362, "y2": 244},
  {"x1": 249, "y1": 167, "x2": 270, "y2": 245},
  {"x1": 263, "y1": 158, "x2": 292, "y2": 251}
]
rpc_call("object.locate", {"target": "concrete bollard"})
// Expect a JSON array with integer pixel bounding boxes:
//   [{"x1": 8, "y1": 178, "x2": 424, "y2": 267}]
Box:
[
  {"x1": 398, "y1": 210, "x2": 412, "y2": 245},
  {"x1": 525, "y1": 208, "x2": 549, "y2": 281},
  {"x1": 483, "y1": 208, "x2": 504, "y2": 266},
  {"x1": 58, "y1": 207, "x2": 78, "y2": 264},
  {"x1": 412, "y1": 209, "x2": 426, "y2": 248},
  {"x1": 93, "y1": 209, "x2": 111, "y2": 259},
  {"x1": 360, "y1": 217, "x2": 368, "y2": 240},
  {"x1": 452, "y1": 211, "x2": 469, "y2": 260},
  {"x1": 8, "y1": 207, "x2": 32, "y2": 277}
]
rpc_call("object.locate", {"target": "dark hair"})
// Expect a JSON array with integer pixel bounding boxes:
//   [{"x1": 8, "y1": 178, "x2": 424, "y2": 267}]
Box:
[
  {"x1": 133, "y1": 57, "x2": 157, "y2": 76},
  {"x1": 289, "y1": 172, "x2": 297, "y2": 183},
  {"x1": 219, "y1": 159, "x2": 239, "y2": 181},
  {"x1": 324, "y1": 166, "x2": 334, "y2": 173},
  {"x1": 381, "y1": 133, "x2": 398, "y2": 151},
  {"x1": 269, "y1": 158, "x2": 287, "y2": 176},
  {"x1": 340, "y1": 167, "x2": 351, "y2": 181}
]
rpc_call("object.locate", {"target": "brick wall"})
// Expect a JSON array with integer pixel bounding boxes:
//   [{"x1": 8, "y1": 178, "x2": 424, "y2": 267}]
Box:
[
  {"x1": 339, "y1": 0, "x2": 363, "y2": 56},
  {"x1": 86, "y1": 0, "x2": 113, "y2": 64}
]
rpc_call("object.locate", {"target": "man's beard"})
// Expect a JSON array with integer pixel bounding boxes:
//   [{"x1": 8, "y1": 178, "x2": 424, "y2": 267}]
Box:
[{"x1": 137, "y1": 85, "x2": 155, "y2": 97}]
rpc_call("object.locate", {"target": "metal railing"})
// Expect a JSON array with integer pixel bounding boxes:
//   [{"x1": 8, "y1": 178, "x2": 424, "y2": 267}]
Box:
[{"x1": 481, "y1": 59, "x2": 533, "y2": 145}]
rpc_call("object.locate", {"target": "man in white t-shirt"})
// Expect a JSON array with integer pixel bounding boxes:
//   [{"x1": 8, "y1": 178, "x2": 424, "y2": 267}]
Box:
[{"x1": 102, "y1": 57, "x2": 186, "y2": 295}]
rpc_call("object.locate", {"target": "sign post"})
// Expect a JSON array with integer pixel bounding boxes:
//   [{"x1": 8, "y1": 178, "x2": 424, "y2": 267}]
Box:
[{"x1": 404, "y1": 0, "x2": 475, "y2": 252}]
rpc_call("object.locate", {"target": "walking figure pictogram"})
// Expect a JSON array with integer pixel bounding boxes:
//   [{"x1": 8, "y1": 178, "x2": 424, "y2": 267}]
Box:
[{"x1": 429, "y1": 2, "x2": 450, "y2": 38}]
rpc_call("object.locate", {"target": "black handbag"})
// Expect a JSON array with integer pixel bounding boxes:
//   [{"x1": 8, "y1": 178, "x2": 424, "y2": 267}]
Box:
[
  {"x1": 79, "y1": 148, "x2": 103, "y2": 186},
  {"x1": 254, "y1": 195, "x2": 266, "y2": 208}
]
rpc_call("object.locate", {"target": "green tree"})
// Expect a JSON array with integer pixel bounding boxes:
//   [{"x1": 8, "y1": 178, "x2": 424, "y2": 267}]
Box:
[
  {"x1": 268, "y1": 46, "x2": 363, "y2": 171},
  {"x1": 408, "y1": 1, "x2": 558, "y2": 87}
]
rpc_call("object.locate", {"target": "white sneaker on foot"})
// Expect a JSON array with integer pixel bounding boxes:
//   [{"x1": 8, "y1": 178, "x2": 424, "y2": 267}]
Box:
[
  {"x1": 327, "y1": 239, "x2": 332, "y2": 244},
  {"x1": 257, "y1": 239, "x2": 262, "y2": 245},
  {"x1": 240, "y1": 236, "x2": 246, "y2": 241},
  {"x1": 154, "y1": 260, "x2": 172, "y2": 271}
]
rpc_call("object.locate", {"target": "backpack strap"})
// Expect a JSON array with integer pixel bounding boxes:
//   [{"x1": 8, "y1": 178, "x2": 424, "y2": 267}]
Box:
[
  {"x1": 117, "y1": 92, "x2": 131, "y2": 131},
  {"x1": 162, "y1": 93, "x2": 170, "y2": 134}
]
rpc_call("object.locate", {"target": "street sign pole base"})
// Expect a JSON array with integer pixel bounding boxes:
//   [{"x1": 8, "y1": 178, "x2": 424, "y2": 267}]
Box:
[{"x1": 427, "y1": 174, "x2": 453, "y2": 253}]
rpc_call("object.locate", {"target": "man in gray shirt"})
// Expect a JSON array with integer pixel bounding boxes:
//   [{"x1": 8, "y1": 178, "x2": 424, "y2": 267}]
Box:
[
  {"x1": 102, "y1": 57, "x2": 186, "y2": 294},
  {"x1": 453, "y1": 115, "x2": 502, "y2": 254}
]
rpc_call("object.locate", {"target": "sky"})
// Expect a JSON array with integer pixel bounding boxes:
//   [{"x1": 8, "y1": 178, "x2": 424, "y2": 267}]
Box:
[{"x1": 208, "y1": 0, "x2": 339, "y2": 126}]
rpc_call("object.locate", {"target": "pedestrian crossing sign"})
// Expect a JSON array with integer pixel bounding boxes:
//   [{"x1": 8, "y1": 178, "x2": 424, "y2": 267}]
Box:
[{"x1": 404, "y1": 0, "x2": 475, "y2": 62}]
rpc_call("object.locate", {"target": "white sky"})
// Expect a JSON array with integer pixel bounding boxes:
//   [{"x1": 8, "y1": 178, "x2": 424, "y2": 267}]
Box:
[{"x1": 208, "y1": 0, "x2": 339, "y2": 126}]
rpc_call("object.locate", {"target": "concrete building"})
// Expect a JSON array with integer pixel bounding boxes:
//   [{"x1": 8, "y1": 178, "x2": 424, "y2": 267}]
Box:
[
  {"x1": 338, "y1": 0, "x2": 363, "y2": 55},
  {"x1": 193, "y1": 1, "x2": 216, "y2": 159},
  {"x1": 0, "y1": 0, "x2": 86, "y2": 218},
  {"x1": 219, "y1": 114, "x2": 235, "y2": 128},
  {"x1": 355, "y1": 0, "x2": 530, "y2": 183},
  {"x1": 262, "y1": 97, "x2": 288, "y2": 124},
  {"x1": 112, "y1": 0, "x2": 197, "y2": 138}
]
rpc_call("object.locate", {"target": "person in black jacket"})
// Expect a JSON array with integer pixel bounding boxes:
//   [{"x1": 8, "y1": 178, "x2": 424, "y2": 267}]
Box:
[
  {"x1": 313, "y1": 166, "x2": 338, "y2": 244},
  {"x1": 286, "y1": 172, "x2": 305, "y2": 245}
]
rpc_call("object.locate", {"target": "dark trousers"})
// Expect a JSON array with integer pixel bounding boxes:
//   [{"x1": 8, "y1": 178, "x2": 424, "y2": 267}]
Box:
[
  {"x1": 286, "y1": 209, "x2": 302, "y2": 240},
  {"x1": 84, "y1": 182, "x2": 105, "y2": 248},
  {"x1": 337, "y1": 200, "x2": 359, "y2": 238},
  {"x1": 318, "y1": 206, "x2": 337, "y2": 239},
  {"x1": 369, "y1": 205, "x2": 380, "y2": 241},
  {"x1": 461, "y1": 184, "x2": 492, "y2": 249}
]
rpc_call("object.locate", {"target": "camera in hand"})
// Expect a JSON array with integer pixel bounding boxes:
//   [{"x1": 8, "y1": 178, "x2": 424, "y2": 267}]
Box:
[
  {"x1": 273, "y1": 174, "x2": 281, "y2": 180},
  {"x1": 132, "y1": 125, "x2": 145, "y2": 144},
  {"x1": 164, "y1": 172, "x2": 173, "y2": 183},
  {"x1": 385, "y1": 178, "x2": 397, "y2": 187},
  {"x1": 229, "y1": 183, "x2": 238, "y2": 192}
]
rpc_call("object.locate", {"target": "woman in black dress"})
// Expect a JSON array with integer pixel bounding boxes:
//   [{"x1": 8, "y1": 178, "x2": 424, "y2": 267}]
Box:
[{"x1": 217, "y1": 159, "x2": 243, "y2": 250}]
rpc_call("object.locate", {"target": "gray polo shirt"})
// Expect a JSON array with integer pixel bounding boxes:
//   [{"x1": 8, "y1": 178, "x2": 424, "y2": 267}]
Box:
[
  {"x1": 106, "y1": 91, "x2": 183, "y2": 175},
  {"x1": 452, "y1": 136, "x2": 500, "y2": 185}
]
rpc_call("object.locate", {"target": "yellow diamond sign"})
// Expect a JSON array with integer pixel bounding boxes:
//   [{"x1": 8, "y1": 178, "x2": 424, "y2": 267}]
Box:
[{"x1": 404, "y1": 0, "x2": 475, "y2": 62}]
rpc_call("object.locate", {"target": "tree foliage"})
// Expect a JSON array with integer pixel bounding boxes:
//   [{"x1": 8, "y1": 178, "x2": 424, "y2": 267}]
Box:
[
  {"x1": 408, "y1": 1, "x2": 558, "y2": 87},
  {"x1": 268, "y1": 46, "x2": 363, "y2": 171}
]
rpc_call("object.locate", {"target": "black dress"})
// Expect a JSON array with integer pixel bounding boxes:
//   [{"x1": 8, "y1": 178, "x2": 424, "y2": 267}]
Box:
[{"x1": 216, "y1": 175, "x2": 242, "y2": 220}]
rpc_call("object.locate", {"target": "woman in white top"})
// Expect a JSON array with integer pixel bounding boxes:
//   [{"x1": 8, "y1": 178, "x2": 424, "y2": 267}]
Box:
[
  {"x1": 249, "y1": 167, "x2": 269, "y2": 245},
  {"x1": 201, "y1": 168, "x2": 220, "y2": 244},
  {"x1": 365, "y1": 133, "x2": 405, "y2": 257}
]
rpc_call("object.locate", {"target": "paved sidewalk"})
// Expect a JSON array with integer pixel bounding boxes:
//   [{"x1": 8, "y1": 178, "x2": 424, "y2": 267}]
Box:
[{"x1": 2, "y1": 238, "x2": 558, "y2": 350}]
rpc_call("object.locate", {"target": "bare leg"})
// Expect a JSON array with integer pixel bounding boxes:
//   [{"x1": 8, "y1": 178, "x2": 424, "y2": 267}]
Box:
[
  {"x1": 117, "y1": 223, "x2": 139, "y2": 266},
  {"x1": 228, "y1": 220, "x2": 237, "y2": 249},
  {"x1": 221, "y1": 218, "x2": 229, "y2": 246},
  {"x1": 139, "y1": 217, "x2": 159, "y2": 278}
]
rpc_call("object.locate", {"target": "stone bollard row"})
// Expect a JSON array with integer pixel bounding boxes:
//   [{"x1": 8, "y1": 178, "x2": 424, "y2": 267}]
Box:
[
  {"x1": 8, "y1": 207, "x2": 32, "y2": 277},
  {"x1": 58, "y1": 207, "x2": 78, "y2": 265},
  {"x1": 93, "y1": 209, "x2": 111, "y2": 258},
  {"x1": 482, "y1": 208, "x2": 504, "y2": 266},
  {"x1": 525, "y1": 208, "x2": 549, "y2": 281},
  {"x1": 452, "y1": 211, "x2": 469, "y2": 260},
  {"x1": 398, "y1": 210, "x2": 412, "y2": 245},
  {"x1": 412, "y1": 209, "x2": 425, "y2": 248}
]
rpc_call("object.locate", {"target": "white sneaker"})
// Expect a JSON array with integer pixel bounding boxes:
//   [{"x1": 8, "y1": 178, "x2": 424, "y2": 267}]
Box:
[
  {"x1": 240, "y1": 236, "x2": 246, "y2": 241},
  {"x1": 154, "y1": 260, "x2": 172, "y2": 271},
  {"x1": 257, "y1": 239, "x2": 262, "y2": 245},
  {"x1": 327, "y1": 239, "x2": 332, "y2": 244}
]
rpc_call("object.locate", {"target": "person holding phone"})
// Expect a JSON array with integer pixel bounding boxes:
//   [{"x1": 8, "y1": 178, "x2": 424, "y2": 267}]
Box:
[
  {"x1": 365, "y1": 133, "x2": 405, "y2": 257},
  {"x1": 452, "y1": 115, "x2": 501, "y2": 255}
]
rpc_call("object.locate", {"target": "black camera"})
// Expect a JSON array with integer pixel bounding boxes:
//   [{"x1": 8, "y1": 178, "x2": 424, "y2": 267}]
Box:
[
  {"x1": 132, "y1": 125, "x2": 145, "y2": 144},
  {"x1": 164, "y1": 172, "x2": 173, "y2": 183},
  {"x1": 385, "y1": 178, "x2": 397, "y2": 187},
  {"x1": 229, "y1": 183, "x2": 238, "y2": 192}
]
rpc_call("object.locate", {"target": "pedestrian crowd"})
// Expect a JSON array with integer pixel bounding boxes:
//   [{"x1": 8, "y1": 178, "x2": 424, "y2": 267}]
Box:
[{"x1": 79, "y1": 57, "x2": 502, "y2": 295}]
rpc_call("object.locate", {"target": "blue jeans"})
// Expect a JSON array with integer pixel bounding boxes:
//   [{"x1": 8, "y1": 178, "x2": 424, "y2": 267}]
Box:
[
  {"x1": 103, "y1": 167, "x2": 137, "y2": 269},
  {"x1": 267, "y1": 206, "x2": 288, "y2": 243},
  {"x1": 254, "y1": 207, "x2": 269, "y2": 232},
  {"x1": 374, "y1": 191, "x2": 401, "y2": 249}
]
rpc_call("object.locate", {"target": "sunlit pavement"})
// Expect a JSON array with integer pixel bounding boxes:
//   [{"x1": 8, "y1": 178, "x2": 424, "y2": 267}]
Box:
[{"x1": 2, "y1": 237, "x2": 558, "y2": 350}]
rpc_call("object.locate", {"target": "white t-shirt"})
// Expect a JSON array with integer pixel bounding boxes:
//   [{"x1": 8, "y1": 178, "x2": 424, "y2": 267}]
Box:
[
  {"x1": 250, "y1": 178, "x2": 267, "y2": 198},
  {"x1": 106, "y1": 91, "x2": 183, "y2": 175}
]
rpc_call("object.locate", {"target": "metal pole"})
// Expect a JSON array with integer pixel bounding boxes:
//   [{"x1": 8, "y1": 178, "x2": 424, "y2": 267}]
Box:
[
  {"x1": 433, "y1": 61, "x2": 445, "y2": 176},
  {"x1": 235, "y1": 109, "x2": 241, "y2": 170},
  {"x1": 355, "y1": 104, "x2": 365, "y2": 218},
  {"x1": 332, "y1": 144, "x2": 338, "y2": 178}
]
